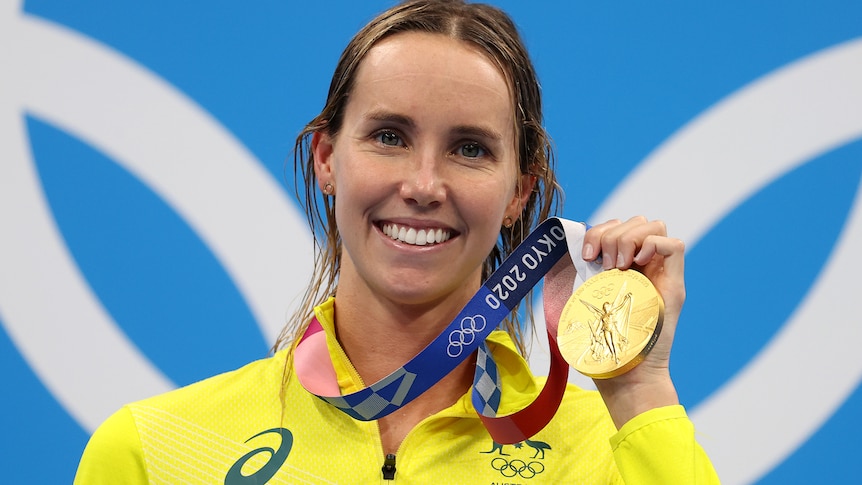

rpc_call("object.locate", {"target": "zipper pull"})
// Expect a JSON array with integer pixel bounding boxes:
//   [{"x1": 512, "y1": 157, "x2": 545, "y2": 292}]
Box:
[{"x1": 381, "y1": 453, "x2": 396, "y2": 480}]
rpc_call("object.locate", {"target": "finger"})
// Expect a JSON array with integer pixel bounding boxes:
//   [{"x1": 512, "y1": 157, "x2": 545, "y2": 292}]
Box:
[
  {"x1": 596, "y1": 216, "x2": 664, "y2": 270},
  {"x1": 612, "y1": 218, "x2": 666, "y2": 269},
  {"x1": 581, "y1": 219, "x2": 621, "y2": 264},
  {"x1": 634, "y1": 233, "x2": 684, "y2": 270},
  {"x1": 633, "y1": 235, "x2": 686, "y2": 328}
]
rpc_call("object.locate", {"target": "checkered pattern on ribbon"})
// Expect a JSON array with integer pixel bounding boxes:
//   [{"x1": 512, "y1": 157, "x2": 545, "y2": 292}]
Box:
[
  {"x1": 472, "y1": 341, "x2": 502, "y2": 417},
  {"x1": 322, "y1": 367, "x2": 418, "y2": 420}
]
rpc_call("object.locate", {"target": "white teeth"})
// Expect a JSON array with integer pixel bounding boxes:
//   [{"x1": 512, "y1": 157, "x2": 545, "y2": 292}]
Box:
[
  {"x1": 382, "y1": 223, "x2": 451, "y2": 246},
  {"x1": 405, "y1": 228, "x2": 417, "y2": 244}
]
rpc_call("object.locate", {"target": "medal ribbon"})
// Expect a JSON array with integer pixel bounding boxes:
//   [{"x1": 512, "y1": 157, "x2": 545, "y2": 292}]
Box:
[{"x1": 293, "y1": 218, "x2": 603, "y2": 444}]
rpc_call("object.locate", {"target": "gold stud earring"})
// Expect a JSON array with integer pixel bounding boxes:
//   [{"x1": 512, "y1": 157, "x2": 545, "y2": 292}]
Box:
[
  {"x1": 323, "y1": 182, "x2": 334, "y2": 195},
  {"x1": 503, "y1": 216, "x2": 514, "y2": 228}
]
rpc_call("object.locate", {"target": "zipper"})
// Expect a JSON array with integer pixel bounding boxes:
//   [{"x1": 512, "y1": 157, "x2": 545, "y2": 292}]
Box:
[
  {"x1": 325, "y1": 319, "x2": 471, "y2": 482},
  {"x1": 375, "y1": 377, "x2": 477, "y2": 482},
  {"x1": 326, "y1": 329, "x2": 401, "y2": 482},
  {"x1": 378, "y1": 408, "x2": 449, "y2": 483},
  {"x1": 330, "y1": 348, "x2": 398, "y2": 482},
  {"x1": 381, "y1": 453, "x2": 397, "y2": 480}
]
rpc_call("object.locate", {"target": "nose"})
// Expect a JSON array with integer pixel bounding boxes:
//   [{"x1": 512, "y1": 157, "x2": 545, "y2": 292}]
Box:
[{"x1": 399, "y1": 150, "x2": 446, "y2": 207}]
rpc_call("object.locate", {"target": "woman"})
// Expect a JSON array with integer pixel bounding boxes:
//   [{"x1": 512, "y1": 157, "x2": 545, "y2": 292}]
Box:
[{"x1": 76, "y1": 1, "x2": 719, "y2": 483}]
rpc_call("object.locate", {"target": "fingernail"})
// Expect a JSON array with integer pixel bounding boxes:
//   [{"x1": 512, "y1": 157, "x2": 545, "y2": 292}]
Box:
[
  {"x1": 617, "y1": 252, "x2": 626, "y2": 268},
  {"x1": 603, "y1": 254, "x2": 614, "y2": 270},
  {"x1": 582, "y1": 243, "x2": 595, "y2": 260}
]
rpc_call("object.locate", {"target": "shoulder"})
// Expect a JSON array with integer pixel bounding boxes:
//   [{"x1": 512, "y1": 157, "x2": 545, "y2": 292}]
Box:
[
  {"x1": 75, "y1": 406, "x2": 147, "y2": 484},
  {"x1": 121, "y1": 350, "x2": 292, "y2": 444},
  {"x1": 76, "y1": 351, "x2": 294, "y2": 483},
  {"x1": 135, "y1": 350, "x2": 288, "y2": 413}
]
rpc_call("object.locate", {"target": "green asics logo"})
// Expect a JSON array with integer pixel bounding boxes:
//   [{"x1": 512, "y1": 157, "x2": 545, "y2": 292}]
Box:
[{"x1": 225, "y1": 428, "x2": 293, "y2": 485}]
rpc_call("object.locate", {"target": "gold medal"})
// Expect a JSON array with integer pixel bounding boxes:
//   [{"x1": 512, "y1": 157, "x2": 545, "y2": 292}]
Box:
[{"x1": 556, "y1": 268, "x2": 664, "y2": 379}]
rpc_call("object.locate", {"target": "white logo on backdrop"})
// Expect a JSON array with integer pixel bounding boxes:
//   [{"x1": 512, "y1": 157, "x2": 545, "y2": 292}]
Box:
[
  {"x1": 0, "y1": 5, "x2": 312, "y2": 432},
  {"x1": 531, "y1": 37, "x2": 862, "y2": 484},
  {"x1": 593, "y1": 38, "x2": 862, "y2": 484}
]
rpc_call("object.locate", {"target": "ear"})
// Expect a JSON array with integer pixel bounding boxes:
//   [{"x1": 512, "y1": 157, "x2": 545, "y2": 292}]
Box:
[
  {"x1": 311, "y1": 131, "x2": 335, "y2": 191},
  {"x1": 506, "y1": 173, "x2": 537, "y2": 221}
]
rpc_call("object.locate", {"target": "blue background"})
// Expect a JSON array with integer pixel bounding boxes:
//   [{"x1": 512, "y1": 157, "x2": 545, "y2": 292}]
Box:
[{"x1": 2, "y1": 1, "x2": 862, "y2": 482}]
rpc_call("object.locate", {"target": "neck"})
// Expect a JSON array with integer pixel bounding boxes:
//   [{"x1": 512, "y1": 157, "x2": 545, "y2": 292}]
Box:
[
  {"x1": 332, "y1": 292, "x2": 479, "y2": 455},
  {"x1": 333, "y1": 286, "x2": 475, "y2": 385},
  {"x1": 328, "y1": 260, "x2": 487, "y2": 454}
]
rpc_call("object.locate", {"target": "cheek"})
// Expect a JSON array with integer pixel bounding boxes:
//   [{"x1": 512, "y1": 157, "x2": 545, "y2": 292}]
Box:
[
  {"x1": 463, "y1": 181, "x2": 514, "y2": 223},
  {"x1": 332, "y1": 161, "x2": 386, "y2": 219}
]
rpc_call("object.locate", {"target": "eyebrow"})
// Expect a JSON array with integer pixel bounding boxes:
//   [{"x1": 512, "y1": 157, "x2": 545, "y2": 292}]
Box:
[
  {"x1": 365, "y1": 110, "x2": 415, "y2": 129},
  {"x1": 451, "y1": 124, "x2": 504, "y2": 143},
  {"x1": 364, "y1": 109, "x2": 504, "y2": 142}
]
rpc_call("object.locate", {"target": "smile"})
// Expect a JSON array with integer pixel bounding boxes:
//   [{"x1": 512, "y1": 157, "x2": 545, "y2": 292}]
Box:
[{"x1": 381, "y1": 223, "x2": 452, "y2": 246}]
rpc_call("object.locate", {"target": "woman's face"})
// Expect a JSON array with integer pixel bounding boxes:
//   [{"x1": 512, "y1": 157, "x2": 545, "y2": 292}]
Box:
[{"x1": 314, "y1": 32, "x2": 528, "y2": 309}]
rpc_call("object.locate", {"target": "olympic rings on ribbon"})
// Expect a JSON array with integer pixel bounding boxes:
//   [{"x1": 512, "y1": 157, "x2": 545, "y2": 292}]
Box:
[
  {"x1": 446, "y1": 315, "x2": 487, "y2": 357},
  {"x1": 491, "y1": 457, "x2": 545, "y2": 479}
]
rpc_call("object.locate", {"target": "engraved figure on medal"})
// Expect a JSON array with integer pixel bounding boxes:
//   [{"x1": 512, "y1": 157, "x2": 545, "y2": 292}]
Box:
[
  {"x1": 577, "y1": 287, "x2": 632, "y2": 365},
  {"x1": 557, "y1": 269, "x2": 664, "y2": 379}
]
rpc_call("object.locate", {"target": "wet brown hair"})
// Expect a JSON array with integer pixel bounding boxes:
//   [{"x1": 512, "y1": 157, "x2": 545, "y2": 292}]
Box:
[{"x1": 273, "y1": 0, "x2": 562, "y2": 356}]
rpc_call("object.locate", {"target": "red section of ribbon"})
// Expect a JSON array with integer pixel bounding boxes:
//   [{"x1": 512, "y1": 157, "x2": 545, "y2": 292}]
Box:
[
  {"x1": 479, "y1": 328, "x2": 569, "y2": 444},
  {"x1": 478, "y1": 253, "x2": 578, "y2": 444}
]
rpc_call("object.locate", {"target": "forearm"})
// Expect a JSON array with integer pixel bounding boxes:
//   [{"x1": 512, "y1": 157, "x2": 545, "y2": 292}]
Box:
[{"x1": 594, "y1": 367, "x2": 679, "y2": 430}]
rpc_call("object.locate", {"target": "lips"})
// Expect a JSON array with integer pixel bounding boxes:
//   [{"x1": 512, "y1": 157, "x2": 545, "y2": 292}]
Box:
[{"x1": 381, "y1": 222, "x2": 452, "y2": 246}]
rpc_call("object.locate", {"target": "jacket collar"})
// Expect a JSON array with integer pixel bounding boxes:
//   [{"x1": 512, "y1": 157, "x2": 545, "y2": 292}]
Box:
[{"x1": 312, "y1": 297, "x2": 542, "y2": 418}]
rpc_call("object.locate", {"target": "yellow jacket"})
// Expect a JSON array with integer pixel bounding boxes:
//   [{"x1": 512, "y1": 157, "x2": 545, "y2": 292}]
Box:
[{"x1": 75, "y1": 298, "x2": 719, "y2": 484}]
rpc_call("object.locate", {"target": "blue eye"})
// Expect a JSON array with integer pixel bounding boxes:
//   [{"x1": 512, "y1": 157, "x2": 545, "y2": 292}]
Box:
[
  {"x1": 377, "y1": 131, "x2": 402, "y2": 146},
  {"x1": 460, "y1": 143, "x2": 485, "y2": 158}
]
